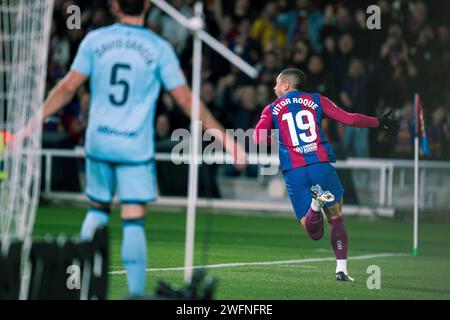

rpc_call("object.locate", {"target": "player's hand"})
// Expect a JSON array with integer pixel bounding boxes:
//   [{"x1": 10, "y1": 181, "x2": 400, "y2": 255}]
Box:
[
  {"x1": 7, "y1": 129, "x2": 23, "y2": 153},
  {"x1": 2, "y1": 130, "x2": 14, "y2": 153},
  {"x1": 378, "y1": 109, "x2": 400, "y2": 134},
  {"x1": 8, "y1": 121, "x2": 34, "y2": 152},
  {"x1": 222, "y1": 131, "x2": 247, "y2": 171},
  {"x1": 233, "y1": 143, "x2": 248, "y2": 171}
]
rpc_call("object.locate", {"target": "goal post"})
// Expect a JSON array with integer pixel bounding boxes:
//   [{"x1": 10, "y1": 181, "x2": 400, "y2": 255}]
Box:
[
  {"x1": 0, "y1": 0, "x2": 54, "y2": 298},
  {"x1": 0, "y1": 0, "x2": 54, "y2": 239}
]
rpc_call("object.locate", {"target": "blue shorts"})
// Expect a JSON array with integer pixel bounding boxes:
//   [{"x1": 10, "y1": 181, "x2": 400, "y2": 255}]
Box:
[
  {"x1": 282, "y1": 162, "x2": 345, "y2": 221},
  {"x1": 85, "y1": 158, "x2": 157, "y2": 204}
]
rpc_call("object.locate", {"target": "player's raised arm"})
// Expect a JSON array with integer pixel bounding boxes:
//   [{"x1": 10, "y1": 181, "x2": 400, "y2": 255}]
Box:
[
  {"x1": 320, "y1": 95, "x2": 399, "y2": 133},
  {"x1": 169, "y1": 83, "x2": 247, "y2": 169},
  {"x1": 16, "y1": 28, "x2": 93, "y2": 140},
  {"x1": 253, "y1": 105, "x2": 273, "y2": 145}
]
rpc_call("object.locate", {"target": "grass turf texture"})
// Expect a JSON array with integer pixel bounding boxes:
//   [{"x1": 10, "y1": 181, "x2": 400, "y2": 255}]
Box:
[{"x1": 33, "y1": 205, "x2": 450, "y2": 300}]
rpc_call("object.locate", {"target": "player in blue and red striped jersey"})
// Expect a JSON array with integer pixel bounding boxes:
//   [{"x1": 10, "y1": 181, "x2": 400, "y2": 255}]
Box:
[{"x1": 253, "y1": 68, "x2": 399, "y2": 281}]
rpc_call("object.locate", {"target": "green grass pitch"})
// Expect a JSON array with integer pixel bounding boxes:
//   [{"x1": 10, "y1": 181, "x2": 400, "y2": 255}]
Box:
[{"x1": 33, "y1": 205, "x2": 450, "y2": 300}]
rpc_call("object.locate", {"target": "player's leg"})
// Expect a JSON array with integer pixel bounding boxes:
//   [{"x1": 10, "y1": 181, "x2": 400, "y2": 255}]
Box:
[
  {"x1": 120, "y1": 203, "x2": 147, "y2": 297},
  {"x1": 81, "y1": 201, "x2": 111, "y2": 240},
  {"x1": 300, "y1": 184, "x2": 335, "y2": 240},
  {"x1": 299, "y1": 163, "x2": 340, "y2": 241},
  {"x1": 282, "y1": 167, "x2": 321, "y2": 239},
  {"x1": 323, "y1": 200, "x2": 353, "y2": 281},
  {"x1": 300, "y1": 203, "x2": 324, "y2": 240},
  {"x1": 116, "y1": 161, "x2": 157, "y2": 297},
  {"x1": 309, "y1": 163, "x2": 353, "y2": 281},
  {"x1": 81, "y1": 159, "x2": 115, "y2": 240}
]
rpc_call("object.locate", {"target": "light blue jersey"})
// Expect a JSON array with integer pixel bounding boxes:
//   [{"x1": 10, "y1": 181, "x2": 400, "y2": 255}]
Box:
[{"x1": 71, "y1": 23, "x2": 186, "y2": 163}]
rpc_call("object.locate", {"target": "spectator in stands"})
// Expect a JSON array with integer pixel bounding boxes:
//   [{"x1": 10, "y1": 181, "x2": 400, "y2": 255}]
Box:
[
  {"x1": 393, "y1": 102, "x2": 415, "y2": 159},
  {"x1": 155, "y1": 114, "x2": 171, "y2": 141},
  {"x1": 228, "y1": 19, "x2": 261, "y2": 65},
  {"x1": 226, "y1": 85, "x2": 259, "y2": 177},
  {"x1": 306, "y1": 54, "x2": 337, "y2": 99},
  {"x1": 290, "y1": 39, "x2": 310, "y2": 72},
  {"x1": 90, "y1": 8, "x2": 110, "y2": 30},
  {"x1": 258, "y1": 51, "x2": 281, "y2": 86},
  {"x1": 408, "y1": 1, "x2": 429, "y2": 39},
  {"x1": 335, "y1": 5, "x2": 353, "y2": 33},
  {"x1": 256, "y1": 83, "x2": 271, "y2": 110},
  {"x1": 232, "y1": 85, "x2": 259, "y2": 131},
  {"x1": 380, "y1": 22, "x2": 417, "y2": 111},
  {"x1": 306, "y1": 54, "x2": 340, "y2": 144},
  {"x1": 340, "y1": 58, "x2": 372, "y2": 157},
  {"x1": 276, "y1": 0, "x2": 323, "y2": 52},
  {"x1": 225, "y1": 0, "x2": 256, "y2": 23},
  {"x1": 147, "y1": 0, "x2": 192, "y2": 54},
  {"x1": 429, "y1": 106, "x2": 450, "y2": 160},
  {"x1": 323, "y1": 32, "x2": 355, "y2": 87},
  {"x1": 49, "y1": 18, "x2": 71, "y2": 72},
  {"x1": 42, "y1": 0, "x2": 450, "y2": 165},
  {"x1": 201, "y1": 81, "x2": 228, "y2": 127},
  {"x1": 250, "y1": 2, "x2": 287, "y2": 51}
]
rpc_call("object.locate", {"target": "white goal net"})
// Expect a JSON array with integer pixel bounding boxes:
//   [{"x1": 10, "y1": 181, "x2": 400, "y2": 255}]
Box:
[{"x1": 0, "y1": 0, "x2": 54, "y2": 243}]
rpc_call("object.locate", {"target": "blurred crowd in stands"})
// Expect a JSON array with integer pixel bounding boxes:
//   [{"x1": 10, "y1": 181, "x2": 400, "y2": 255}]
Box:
[{"x1": 45, "y1": 0, "x2": 450, "y2": 161}]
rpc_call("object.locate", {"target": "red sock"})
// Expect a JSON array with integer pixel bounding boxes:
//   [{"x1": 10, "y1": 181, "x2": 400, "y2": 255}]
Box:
[
  {"x1": 329, "y1": 216, "x2": 348, "y2": 260},
  {"x1": 304, "y1": 208, "x2": 324, "y2": 241}
]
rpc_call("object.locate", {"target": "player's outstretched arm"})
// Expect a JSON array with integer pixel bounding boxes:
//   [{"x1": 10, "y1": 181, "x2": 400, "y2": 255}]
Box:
[
  {"x1": 16, "y1": 71, "x2": 87, "y2": 140},
  {"x1": 321, "y1": 95, "x2": 400, "y2": 134},
  {"x1": 321, "y1": 95, "x2": 380, "y2": 128},
  {"x1": 42, "y1": 71, "x2": 88, "y2": 120},
  {"x1": 169, "y1": 84, "x2": 247, "y2": 169}
]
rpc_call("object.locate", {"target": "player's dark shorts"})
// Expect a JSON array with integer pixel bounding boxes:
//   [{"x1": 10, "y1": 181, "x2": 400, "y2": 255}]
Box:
[{"x1": 282, "y1": 162, "x2": 345, "y2": 221}]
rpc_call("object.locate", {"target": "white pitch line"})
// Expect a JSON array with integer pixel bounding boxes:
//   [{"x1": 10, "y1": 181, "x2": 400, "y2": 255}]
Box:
[
  {"x1": 109, "y1": 252, "x2": 409, "y2": 275},
  {"x1": 277, "y1": 265, "x2": 318, "y2": 269}
]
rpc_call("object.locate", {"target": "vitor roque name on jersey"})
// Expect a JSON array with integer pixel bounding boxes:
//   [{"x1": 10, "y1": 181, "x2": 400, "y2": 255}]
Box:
[{"x1": 272, "y1": 97, "x2": 318, "y2": 115}]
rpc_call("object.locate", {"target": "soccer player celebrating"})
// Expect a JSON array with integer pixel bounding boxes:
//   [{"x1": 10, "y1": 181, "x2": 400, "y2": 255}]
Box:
[
  {"x1": 18, "y1": 0, "x2": 246, "y2": 297},
  {"x1": 253, "y1": 68, "x2": 399, "y2": 281}
]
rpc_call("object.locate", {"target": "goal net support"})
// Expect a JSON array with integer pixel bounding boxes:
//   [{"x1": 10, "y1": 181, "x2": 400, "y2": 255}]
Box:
[{"x1": 0, "y1": 0, "x2": 54, "y2": 299}]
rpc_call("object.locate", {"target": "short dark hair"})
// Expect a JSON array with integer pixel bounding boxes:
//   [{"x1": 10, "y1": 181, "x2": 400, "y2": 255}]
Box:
[
  {"x1": 117, "y1": 0, "x2": 146, "y2": 16},
  {"x1": 279, "y1": 68, "x2": 307, "y2": 90}
]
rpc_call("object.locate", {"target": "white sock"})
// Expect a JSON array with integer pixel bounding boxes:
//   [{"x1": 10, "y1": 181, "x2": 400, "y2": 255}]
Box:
[
  {"x1": 336, "y1": 259, "x2": 348, "y2": 275},
  {"x1": 311, "y1": 199, "x2": 321, "y2": 212}
]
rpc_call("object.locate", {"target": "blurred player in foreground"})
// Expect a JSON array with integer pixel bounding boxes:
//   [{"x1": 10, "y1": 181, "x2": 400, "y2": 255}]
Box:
[
  {"x1": 17, "y1": 0, "x2": 245, "y2": 297},
  {"x1": 253, "y1": 68, "x2": 399, "y2": 281}
]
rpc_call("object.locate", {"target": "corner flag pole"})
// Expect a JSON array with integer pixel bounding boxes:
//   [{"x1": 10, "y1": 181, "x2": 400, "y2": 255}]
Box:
[
  {"x1": 413, "y1": 128, "x2": 419, "y2": 256},
  {"x1": 183, "y1": 2, "x2": 203, "y2": 284},
  {"x1": 413, "y1": 93, "x2": 420, "y2": 256}
]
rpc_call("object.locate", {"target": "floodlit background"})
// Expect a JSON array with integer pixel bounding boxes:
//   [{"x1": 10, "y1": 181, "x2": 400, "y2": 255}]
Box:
[{"x1": 4, "y1": 0, "x2": 450, "y2": 299}]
